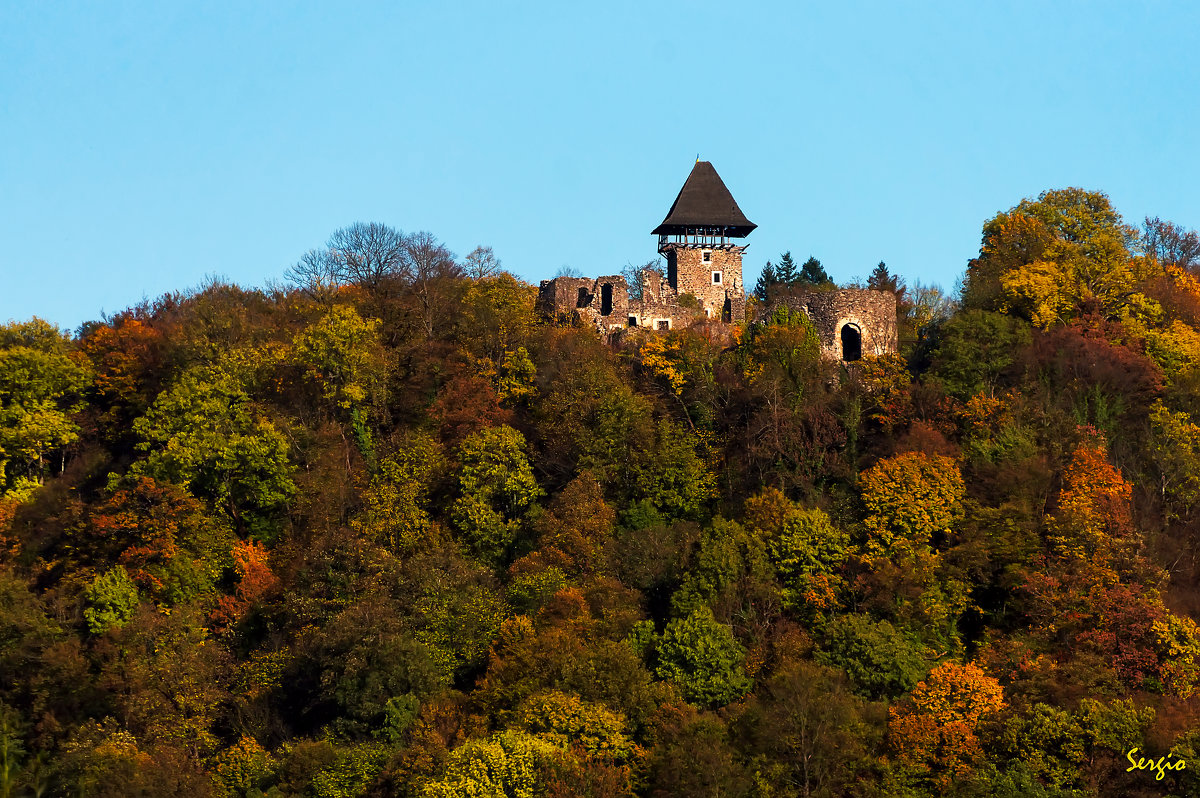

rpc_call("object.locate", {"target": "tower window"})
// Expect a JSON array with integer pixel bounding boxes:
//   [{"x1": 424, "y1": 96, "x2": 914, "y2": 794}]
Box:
[
  {"x1": 712, "y1": 271, "x2": 722, "y2": 284},
  {"x1": 702, "y1": 250, "x2": 712, "y2": 263},
  {"x1": 600, "y1": 283, "x2": 613, "y2": 316},
  {"x1": 656, "y1": 319, "x2": 670, "y2": 331},
  {"x1": 628, "y1": 316, "x2": 637, "y2": 327}
]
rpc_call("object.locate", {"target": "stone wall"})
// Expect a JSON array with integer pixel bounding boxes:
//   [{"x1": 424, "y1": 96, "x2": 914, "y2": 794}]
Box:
[
  {"x1": 769, "y1": 288, "x2": 898, "y2": 360},
  {"x1": 665, "y1": 245, "x2": 745, "y2": 320},
  {"x1": 537, "y1": 275, "x2": 631, "y2": 333}
]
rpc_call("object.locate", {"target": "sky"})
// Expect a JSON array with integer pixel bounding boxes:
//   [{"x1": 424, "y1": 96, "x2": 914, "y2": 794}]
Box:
[{"x1": 3, "y1": 1, "x2": 1199, "y2": 330}]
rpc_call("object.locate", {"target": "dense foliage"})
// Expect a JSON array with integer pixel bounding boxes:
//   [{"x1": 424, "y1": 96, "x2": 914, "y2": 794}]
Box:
[{"x1": 1, "y1": 198, "x2": 1199, "y2": 796}]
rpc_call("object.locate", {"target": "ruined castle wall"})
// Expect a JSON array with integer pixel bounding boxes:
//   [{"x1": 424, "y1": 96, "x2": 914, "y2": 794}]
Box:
[
  {"x1": 772, "y1": 289, "x2": 898, "y2": 359},
  {"x1": 537, "y1": 275, "x2": 631, "y2": 333}
]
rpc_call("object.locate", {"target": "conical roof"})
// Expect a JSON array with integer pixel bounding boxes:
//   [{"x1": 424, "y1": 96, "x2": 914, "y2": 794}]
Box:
[{"x1": 652, "y1": 161, "x2": 756, "y2": 237}]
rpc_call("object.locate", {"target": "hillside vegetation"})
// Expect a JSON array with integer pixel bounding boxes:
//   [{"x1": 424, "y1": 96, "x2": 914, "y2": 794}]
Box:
[{"x1": 2, "y1": 191, "x2": 1200, "y2": 796}]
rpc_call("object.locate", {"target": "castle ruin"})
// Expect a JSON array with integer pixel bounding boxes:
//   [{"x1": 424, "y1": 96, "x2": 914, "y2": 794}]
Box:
[{"x1": 537, "y1": 161, "x2": 898, "y2": 361}]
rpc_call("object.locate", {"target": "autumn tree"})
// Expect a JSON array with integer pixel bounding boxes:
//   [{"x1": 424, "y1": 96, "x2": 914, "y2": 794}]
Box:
[
  {"x1": 888, "y1": 661, "x2": 1004, "y2": 790},
  {"x1": 963, "y1": 188, "x2": 1146, "y2": 326},
  {"x1": 0, "y1": 319, "x2": 90, "y2": 496}
]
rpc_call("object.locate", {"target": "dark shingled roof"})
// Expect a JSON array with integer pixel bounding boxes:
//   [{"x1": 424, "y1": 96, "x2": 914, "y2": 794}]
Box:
[{"x1": 652, "y1": 161, "x2": 757, "y2": 237}]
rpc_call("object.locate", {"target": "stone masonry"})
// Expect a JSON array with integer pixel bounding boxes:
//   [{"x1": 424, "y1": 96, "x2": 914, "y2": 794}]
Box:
[{"x1": 769, "y1": 288, "x2": 898, "y2": 360}]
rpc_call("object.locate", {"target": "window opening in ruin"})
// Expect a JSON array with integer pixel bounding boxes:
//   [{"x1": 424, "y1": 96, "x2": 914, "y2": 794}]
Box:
[
  {"x1": 712, "y1": 271, "x2": 722, "y2": 284},
  {"x1": 576, "y1": 287, "x2": 590, "y2": 308},
  {"x1": 656, "y1": 319, "x2": 670, "y2": 331},
  {"x1": 628, "y1": 316, "x2": 637, "y2": 327},
  {"x1": 841, "y1": 324, "x2": 862, "y2": 362},
  {"x1": 702, "y1": 250, "x2": 712, "y2": 263},
  {"x1": 600, "y1": 283, "x2": 613, "y2": 316},
  {"x1": 722, "y1": 295, "x2": 732, "y2": 323}
]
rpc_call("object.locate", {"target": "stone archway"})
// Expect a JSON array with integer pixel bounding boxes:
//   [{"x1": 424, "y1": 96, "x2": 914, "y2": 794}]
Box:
[{"x1": 840, "y1": 323, "x2": 862, "y2": 361}]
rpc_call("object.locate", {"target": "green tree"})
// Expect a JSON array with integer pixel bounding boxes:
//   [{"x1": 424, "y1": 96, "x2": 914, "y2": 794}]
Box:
[
  {"x1": 754, "y1": 261, "x2": 779, "y2": 302},
  {"x1": 129, "y1": 362, "x2": 295, "y2": 539},
  {"x1": 816, "y1": 614, "x2": 927, "y2": 700},
  {"x1": 930, "y1": 310, "x2": 1032, "y2": 400},
  {"x1": 0, "y1": 318, "x2": 90, "y2": 495},
  {"x1": 798, "y1": 256, "x2": 834, "y2": 288},
  {"x1": 450, "y1": 425, "x2": 543, "y2": 564},
  {"x1": 869, "y1": 261, "x2": 903, "y2": 294},
  {"x1": 84, "y1": 566, "x2": 140, "y2": 635},
  {"x1": 768, "y1": 506, "x2": 850, "y2": 615},
  {"x1": 656, "y1": 607, "x2": 752, "y2": 707},
  {"x1": 775, "y1": 252, "x2": 799, "y2": 286}
]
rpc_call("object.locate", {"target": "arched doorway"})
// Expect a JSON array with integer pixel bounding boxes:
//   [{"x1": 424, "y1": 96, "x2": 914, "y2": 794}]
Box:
[{"x1": 841, "y1": 324, "x2": 862, "y2": 362}]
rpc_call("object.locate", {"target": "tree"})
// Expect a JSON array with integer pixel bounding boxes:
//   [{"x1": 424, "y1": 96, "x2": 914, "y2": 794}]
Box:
[
  {"x1": 930, "y1": 310, "x2": 1032, "y2": 400},
  {"x1": 0, "y1": 319, "x2": 90, "y2": 495},
  {"x1": 888, "y1": 661, "x2": 1004, "y2": 789},
  {"x1": 327, "y1": 221, "x2": 412, "y2": 294},
  {"x1": 84, "y1": 566, "x2": 140, "y2": 634},
  {"x1": 450, "y1": 425, "x2": 543, "y2": 564},
  {"x1": 422, "y1": 729, "x2": 562, "y2": 798},
  {"x1": 1142, "y1": 216, "x2": 1200, "y2": 271},
  {"x1": 655, "y1": 607, "x2": 752, "y2": 707},
  {"x1": 129, "y1": 361, "x2": 296, "y2": 539},
  {"x1": 869, "y1": 261, "x2": 903, "y2": 295},
  {"x1": 754, "y1": 261, "x2": 778, "y2": 301},
  {"x1": 405, "y1": 230, "x2": 463, "y2": 339},
  {"x1": 860, "y1": 451, "x2": 965, "y2": 560},
  {"x1": 464, "y1": 245, "x2": 503, "y2": 279},
  {"x1": 621, "y1": 261, "x2": 662, "y2": 303},
  {"x1": 963, "y1": 189, "x2": 1143, "y2": 326},
  {"x1": 292, "y1": 305, "x2": 386, "y2": 414},
  {"x1": 736, "y1": 660, "x2": 872, "y2": 798},
  {"x1": 816, "y1": 614, "x2": 927, "y2": 700},
  {"x1": 766, "y1": 505, "x2": 849, "y2": 616},
  {"x1": 775, "y1": 252, "x2": 799, "y2": 286},
  {"x1": 798, "y1": 256, "x2": 833, "y2": 288}
]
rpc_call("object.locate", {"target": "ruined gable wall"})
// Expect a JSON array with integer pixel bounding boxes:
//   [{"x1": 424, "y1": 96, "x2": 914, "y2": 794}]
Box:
[
  {"x1": 771, "y1": 288, "x2": 898, "y2": 359},
  {"x1": 537, "y1": 275, "x2": 631, "y2": 332}
]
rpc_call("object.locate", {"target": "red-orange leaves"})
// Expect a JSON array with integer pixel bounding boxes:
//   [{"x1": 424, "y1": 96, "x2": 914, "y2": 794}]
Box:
[{"x1": 889, "y1": 661, "x2": 1004, "y2": 788}]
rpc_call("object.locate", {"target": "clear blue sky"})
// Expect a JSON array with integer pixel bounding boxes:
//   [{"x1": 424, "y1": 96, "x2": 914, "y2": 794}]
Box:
[{"x1": 3, "y1": 1, "x2": 1198, "y2": 330}]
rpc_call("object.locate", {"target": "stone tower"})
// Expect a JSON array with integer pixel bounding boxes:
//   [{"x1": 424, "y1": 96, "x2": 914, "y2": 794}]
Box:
[{"x1": 652, "y1": 161, "x2": 756, "y2": 323}]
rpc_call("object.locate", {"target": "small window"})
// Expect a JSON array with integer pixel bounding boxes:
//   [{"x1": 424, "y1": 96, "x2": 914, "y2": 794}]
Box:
[
  {"x1": 656, "y1": 319, "x2": 670, "y2": 331},
  {"x1": 712, "y1": 271, "x2": 722, "y2": 285},
  {"x1": 702, "y1": 250, "x2": 712, "y2": 263},
  {"x1": 628, "y1": 316, "x2": 637, "y2": 327},
  {"x1": 576, "y1": 287, "x2": 590, "y2": 308}
]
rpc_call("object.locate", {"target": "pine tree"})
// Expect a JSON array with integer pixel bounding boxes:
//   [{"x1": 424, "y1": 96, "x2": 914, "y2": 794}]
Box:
[
  {"x1": 869, "y1": 261, "x2": 902, "y2": 294},
  {"x1": 755, "y1": 261, "x2": 779, "y2": 301},
  {"x1": 798, "y1": 256, "x2": 833, "y2": 287},
  {"x1": 775, "y1": 252, "x2": 799, "y2": 286}
]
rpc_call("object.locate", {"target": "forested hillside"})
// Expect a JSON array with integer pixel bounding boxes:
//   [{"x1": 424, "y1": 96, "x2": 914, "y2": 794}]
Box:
[{"x1": 2, "y1": 189, "x2": 1200, "y2": 797}]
